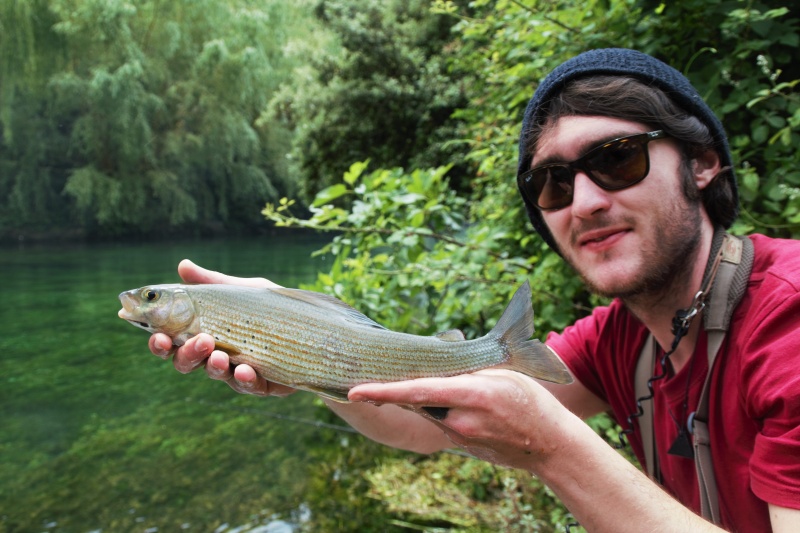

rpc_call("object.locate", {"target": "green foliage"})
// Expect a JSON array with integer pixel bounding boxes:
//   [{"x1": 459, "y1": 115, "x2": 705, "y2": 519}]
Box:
[
  {"x1": 363, "y1": 453, "x2": 576, "y2": 532},
  {"x1": 268, "y1": 0, "x2": 471, "y2": 200},
  {"x1": 265, "y1": 162, "x2": 591, "y2": 340},
  {"x1": 633, "y1": 0, "x2": 800, "y2": 235},
  {"x1": 264, "y1": 0, "x2": 799, "y2": 528},
  {"x1": 0, "y1": 0, "x2": 323, "y2": 238}
]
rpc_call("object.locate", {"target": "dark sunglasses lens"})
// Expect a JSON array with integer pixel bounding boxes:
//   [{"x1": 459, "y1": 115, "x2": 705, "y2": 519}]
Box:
[
  {"x1": 523, "y1": 133, "x2": 657, "y2": 210},
  {"x1": 585, "y1": 137, "x2": 648, "y2": 188},
  {"x1": 527, "y1": 165, "x2": 574, "y2": 209}
]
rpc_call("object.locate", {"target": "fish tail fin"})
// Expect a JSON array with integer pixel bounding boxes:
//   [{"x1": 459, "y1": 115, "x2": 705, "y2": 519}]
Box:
[{"x1": 490, "y1": 281, "x2": 573, "y2": 385}]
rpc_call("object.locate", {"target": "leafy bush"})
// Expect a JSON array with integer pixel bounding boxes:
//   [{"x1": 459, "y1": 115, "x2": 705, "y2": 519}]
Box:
[
  {"x1": 268, "y1": 0, "x2": 799, "y2": 529},
  {"x1": 268, "y1": 0, "x2": 471, "y2": 200}
]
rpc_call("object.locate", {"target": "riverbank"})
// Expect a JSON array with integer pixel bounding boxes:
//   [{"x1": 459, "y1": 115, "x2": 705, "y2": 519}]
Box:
[{"x1": 0, "y1": 222, "x2": 326, "y2": 247}]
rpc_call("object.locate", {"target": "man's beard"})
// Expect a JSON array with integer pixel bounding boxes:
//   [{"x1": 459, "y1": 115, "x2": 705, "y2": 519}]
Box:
[
  {"x1": 591, "y1": 207, "x2": 702, "y2": 304},
  {"x1": 562, "y1": 168, "x2": 705, "y2": 304}
]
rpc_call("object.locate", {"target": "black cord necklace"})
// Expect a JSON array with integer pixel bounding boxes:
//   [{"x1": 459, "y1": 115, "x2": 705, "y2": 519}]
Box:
[{"x1": 618, "y1": 305, "x2": 696, "y2": 450}]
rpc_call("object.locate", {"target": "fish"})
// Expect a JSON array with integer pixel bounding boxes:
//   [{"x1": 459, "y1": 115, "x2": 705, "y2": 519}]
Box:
[{"x1": 118, "y1": 280, "x2": 573, "y2": 401}]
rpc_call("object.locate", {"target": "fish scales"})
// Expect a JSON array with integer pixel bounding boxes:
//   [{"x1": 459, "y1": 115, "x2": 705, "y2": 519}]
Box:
[
  {"x1": 199, "y1": 286, "x2": 499, "y2": 387},
  {"x1": 194, "y1": 286, "x2": 503, "y2": 385},
  {"x1": 118, "y1": 281, "x2": 574, "y2": 400}
]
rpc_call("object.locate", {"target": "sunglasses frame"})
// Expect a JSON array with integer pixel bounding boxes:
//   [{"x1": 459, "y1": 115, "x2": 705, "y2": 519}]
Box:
[{"x1": 519, "y1": 129, "x2": 668, "y2": 211}]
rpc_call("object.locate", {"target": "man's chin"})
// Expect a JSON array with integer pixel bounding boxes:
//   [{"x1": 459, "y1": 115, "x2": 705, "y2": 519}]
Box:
[{"x1": 576, "y1": 263, "x2": 646, "y2": 299}]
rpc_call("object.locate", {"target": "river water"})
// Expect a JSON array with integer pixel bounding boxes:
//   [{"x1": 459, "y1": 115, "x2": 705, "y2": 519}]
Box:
[{"x1": 0, "y1": 234, "x2": 346, "y2": 532}]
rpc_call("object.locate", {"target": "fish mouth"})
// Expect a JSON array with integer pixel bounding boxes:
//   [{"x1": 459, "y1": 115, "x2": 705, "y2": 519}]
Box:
[
  {"x1": 118, "y1": 291, "x2": 152, "y2": 330},
  {"x1": 119, "y1": 315, "x2": 151, "y2": 329},
  {"x1": 119, "y1": 290, "x2": 137, "y2": 311},
  {"x1": 117, "y1": 308, "x2": 151, "y2": 329}
]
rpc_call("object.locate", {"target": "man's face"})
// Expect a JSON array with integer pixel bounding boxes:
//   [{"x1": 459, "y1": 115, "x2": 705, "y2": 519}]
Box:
[{"x1": 535, "y1": 115, "x2": 707, "y2": 300}]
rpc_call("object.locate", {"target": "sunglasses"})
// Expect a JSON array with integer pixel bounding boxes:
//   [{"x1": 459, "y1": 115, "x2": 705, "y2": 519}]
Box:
[{"x1": 519, "y1": 130, "x2": 668, "y2": 210}]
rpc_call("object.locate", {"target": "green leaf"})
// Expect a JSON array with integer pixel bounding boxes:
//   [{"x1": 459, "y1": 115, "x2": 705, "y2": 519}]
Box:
[
  {"x1": 392, "y1": 193, "x2": 426, "y2": 205},
  {"x1": 742, "y1": 170, "x2": 760, "y2": 194},
  {"x1": 343, "y1": 160, "x2": 370, "y2": 186},
  {"x1": 311, "y1": 184, "x2": 350, "y2": 207}
]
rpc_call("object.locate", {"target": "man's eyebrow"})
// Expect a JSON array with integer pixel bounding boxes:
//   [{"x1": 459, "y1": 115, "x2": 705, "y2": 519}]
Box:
[{"x1": 531, "y1": 130, "x2": 644, "y2": 168}]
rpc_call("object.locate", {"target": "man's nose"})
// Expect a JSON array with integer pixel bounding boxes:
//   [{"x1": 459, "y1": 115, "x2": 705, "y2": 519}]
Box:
[{"x1": 570, "y1": 171, "x2": 612, "y2": 218}]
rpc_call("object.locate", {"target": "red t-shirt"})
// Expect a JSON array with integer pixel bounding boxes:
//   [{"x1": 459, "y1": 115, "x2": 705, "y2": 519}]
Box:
[{"x1": 546, "y1": 234, "x2": 800, "y2": 532}]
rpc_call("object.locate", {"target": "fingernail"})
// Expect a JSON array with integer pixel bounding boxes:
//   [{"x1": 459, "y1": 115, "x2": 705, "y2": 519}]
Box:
[
  {"x1": 153, "y1": 339, "x2": 171, "y2": 358},
  {"x1": 196, "y1": 340, "x2": 211, "y2": 356},
  {"x1": 421, "y1": 406, "x2": 449, "y2": 420}
]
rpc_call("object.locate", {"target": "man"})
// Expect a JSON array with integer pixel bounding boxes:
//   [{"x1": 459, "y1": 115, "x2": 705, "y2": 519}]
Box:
[{"x1": 149, "y1": 49, "x2": 800, "y2": 531}]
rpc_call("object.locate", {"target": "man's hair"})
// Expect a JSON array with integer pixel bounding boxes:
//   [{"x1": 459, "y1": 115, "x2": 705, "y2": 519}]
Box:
[{"x1": 524, "y1": 75, "x2": 737, "y2": 224}]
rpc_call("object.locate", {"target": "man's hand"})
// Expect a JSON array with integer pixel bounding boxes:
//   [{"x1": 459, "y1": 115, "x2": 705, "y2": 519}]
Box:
[
  {"x1": 349, "y1": 369, "x2": 576, "y2": 470},
  {"x1": 147, "y1": 259, "x2": 296, "y2": 397}
]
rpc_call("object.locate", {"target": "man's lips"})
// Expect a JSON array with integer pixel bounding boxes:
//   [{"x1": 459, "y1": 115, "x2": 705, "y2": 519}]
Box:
[{"x1": 577, "y1": 227, "x2": 631, "y2": 248}]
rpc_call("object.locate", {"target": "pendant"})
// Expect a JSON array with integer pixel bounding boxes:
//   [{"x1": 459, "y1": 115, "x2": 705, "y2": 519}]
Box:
[{"x1": 668, "y1": 427, "x2": 695, "y2": 459}]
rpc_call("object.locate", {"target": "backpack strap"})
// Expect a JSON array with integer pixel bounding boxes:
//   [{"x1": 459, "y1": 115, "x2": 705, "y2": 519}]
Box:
[
  {"x1": 691, "y1": 233, "x2": 754, "y2": 523},
  {"x1": 634, "y1": 334, "x2": 660, "y2": 482},
  {"x1": 634, "y1": 232, "x2": 754, "y2": 524}
]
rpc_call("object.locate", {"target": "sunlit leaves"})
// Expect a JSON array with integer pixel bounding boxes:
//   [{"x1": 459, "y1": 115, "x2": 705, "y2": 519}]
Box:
[{"x1": 312, "y1": 184, "x2": 351, "y2": 207}]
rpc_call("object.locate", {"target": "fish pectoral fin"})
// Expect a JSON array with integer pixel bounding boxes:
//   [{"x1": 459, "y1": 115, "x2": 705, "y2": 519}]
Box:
[
  {"x1": 269, "y1": 287, "x2": 388, "y2": 330},
  {"x1": 212, "y1": 340, "x2": 241, "y2": 356},
  {"x1": 301, "y1": 385, "x2": 351, "y2": 403},
  {"x1": 434, "y1": 328, "x2": 466, "y2": 342}
]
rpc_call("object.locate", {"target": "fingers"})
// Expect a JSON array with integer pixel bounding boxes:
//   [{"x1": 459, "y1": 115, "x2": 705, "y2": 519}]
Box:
[
  {"x1": 204, "y1": 350, "x2": 233, "y2": 380},
  {"x1": 348, "y1": 372, "x2": 539, "y2": 426},
  {"x1": 205, "y1": 351, "x2": 296, "y2": 398},
  {"x1": 349, "y1": 375, "x2": 474, "y2": 406},
  {"x1": 232, "y1": 364, "x2": 296, "y2": 397},
  {"x1": 171, "y1": 333, "x2": 215, "y2": 373},
  {"x1": 230, "y1": 363, "x2": 268, "y2": 395},
  {"x1": 205, "y1": 354, "x2": 268, "y2": 397},
  {"x1": 349, "y1": 376, "x2": 474, "y2": 426},
  {"x1": 149, "y1": 333, "x2": 174, "y2": 360},
  {"x1": 177, "y1": 259, "x2": 280, "y2": 288}
]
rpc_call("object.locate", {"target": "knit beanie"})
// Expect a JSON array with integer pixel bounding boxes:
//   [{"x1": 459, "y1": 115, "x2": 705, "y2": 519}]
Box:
[{"x1": 516, "y1": 48, "x2": 738, "y2": 252}]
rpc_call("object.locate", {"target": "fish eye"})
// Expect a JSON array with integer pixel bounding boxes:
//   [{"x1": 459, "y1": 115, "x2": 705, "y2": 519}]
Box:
[{"x1": 142, "y1": 288, "x2": 160, "y2": 302}]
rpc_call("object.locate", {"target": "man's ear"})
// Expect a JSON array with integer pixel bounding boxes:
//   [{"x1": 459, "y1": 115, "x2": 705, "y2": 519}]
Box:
[{"x1": 693, "y1": 149, "x2": 721, "y2": 191}]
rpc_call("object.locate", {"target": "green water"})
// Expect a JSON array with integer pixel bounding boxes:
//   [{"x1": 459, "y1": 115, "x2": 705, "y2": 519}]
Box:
[{"x1": 0, "y1": 234, "x2": 346, "y2": 532}]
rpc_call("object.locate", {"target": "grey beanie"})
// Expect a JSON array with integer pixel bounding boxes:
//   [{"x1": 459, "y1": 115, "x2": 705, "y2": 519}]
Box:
[{"x1": 516, "y1": 48, "x2": 739, "y2": 252}]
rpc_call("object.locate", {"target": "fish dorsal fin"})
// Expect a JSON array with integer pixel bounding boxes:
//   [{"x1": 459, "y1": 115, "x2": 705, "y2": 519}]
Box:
[
  {"x1": 269, "y1": 287, "x2": 387, "y2": 330},
  {"x1": 435, "y1": 329, "x2": 466, "y2": 342}
]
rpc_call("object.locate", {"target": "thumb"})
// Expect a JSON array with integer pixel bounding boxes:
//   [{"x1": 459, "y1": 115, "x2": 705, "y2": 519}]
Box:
[{"x1": 177, "y1": 259, "x2": 280, "y2": 288}]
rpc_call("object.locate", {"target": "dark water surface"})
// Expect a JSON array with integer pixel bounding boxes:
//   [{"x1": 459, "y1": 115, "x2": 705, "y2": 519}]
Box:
[{"x1": 0, "y1": 234, "x2": 340, "y2": 532}]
